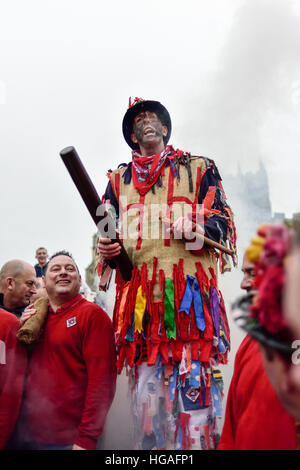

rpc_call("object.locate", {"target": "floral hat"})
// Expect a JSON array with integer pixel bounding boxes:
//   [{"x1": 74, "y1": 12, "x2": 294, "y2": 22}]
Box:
[{"x1": 232, "y1": 222, "x2": 295, "y2": 357}]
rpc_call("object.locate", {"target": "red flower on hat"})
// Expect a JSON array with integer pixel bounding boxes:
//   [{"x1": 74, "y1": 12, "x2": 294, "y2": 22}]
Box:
[
  {"x1": 128, "y1": 97, "x2": 144, "y2": 108},
  {"x1": 250, "y1": 224, "x2": 291, "y2": 335},
  {"x1": 259, "y1": 225, "x2": 291, "y2": 268},
  {"x1": 250, "y1": 264, "x2": 287, "y2": 334}
]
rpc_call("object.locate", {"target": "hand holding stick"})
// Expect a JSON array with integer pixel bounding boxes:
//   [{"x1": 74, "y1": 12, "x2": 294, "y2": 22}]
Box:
[
  {"x1": 17, "y1": 296, "x2": 49, "y2": 344},
  {"x1": 161, "y1": 216, "x2": 234, "y2": 256}
]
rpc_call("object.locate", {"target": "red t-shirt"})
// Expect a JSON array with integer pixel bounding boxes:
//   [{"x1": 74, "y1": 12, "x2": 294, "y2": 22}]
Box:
[
  {"x1": 0, "y1": 308, "x2": 28, "y2": 449},
  {"x1": 218, "y1": 335, "x2": 297, "y2": 450},
  {"x1": 25, "y1": 294, "x2": 117, "y2": 450}
]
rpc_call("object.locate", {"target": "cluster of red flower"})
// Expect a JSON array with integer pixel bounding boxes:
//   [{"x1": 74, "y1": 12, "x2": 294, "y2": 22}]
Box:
[{"x1": 249, "y1": 223, "x2": 292, "y2": 336}]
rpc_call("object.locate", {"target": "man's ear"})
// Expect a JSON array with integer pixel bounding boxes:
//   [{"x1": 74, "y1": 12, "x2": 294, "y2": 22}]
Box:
[
  {"x1": 162, "y1": 125, "x2": 168, "y2": 138},
  {"x1": 131, "y1": 132, "x2": 138, "y2": 144},
  {"x1": 6, "y1": 277, "x2": 15, "y2": 291}
]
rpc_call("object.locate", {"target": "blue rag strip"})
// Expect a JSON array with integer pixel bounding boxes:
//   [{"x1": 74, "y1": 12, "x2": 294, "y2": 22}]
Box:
[
  {"x1": 155, "y1": 357, "x2": 162, "y2": 381},
  {"x1": 217, "y1": 336, "x2": 227, "y2": 353},
  {"x1": 179, "y1": 276, "x2": 206, "y2": 332},
  {"x1": 189, "y1": 361, "x2": 201, "y2": 388},
  {"x1": 169, "y1": 366, "x2": 177, "y2": 401},
  {"x1": 177, "y1": 427, "x2": 183, "y2": 450},
  {"x1": 179, "y1": 276, "x2": 194, "y2": 314},
  {"x1": 125, "y1": 311, "x2": 134, "y2": 341},
  {"x1": 211, "y1": 376, "x2": 222, "y2": 417},
  {"x1": 193, "y1": 279, "x2": 206, "y2": 331}
]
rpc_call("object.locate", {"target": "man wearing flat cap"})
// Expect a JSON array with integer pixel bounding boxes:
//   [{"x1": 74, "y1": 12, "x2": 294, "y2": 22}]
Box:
[{"x1": 97, "y1": 97, "x2": 237, "y2": 450}]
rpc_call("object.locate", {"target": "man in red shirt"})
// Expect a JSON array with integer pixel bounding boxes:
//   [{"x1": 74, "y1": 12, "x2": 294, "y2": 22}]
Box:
[
  {"x1": 218, "y1": 254, "x2": 297, "y2": 450},
  {"x1": 0, "y1": 259, "x2": 36, "y2": 449},
  {"x1": 22, "y1": 250, "x2": 117, "y2": 450},
  {"x1": 0, "y1": 308, "x2": 28, "y2": 449}
]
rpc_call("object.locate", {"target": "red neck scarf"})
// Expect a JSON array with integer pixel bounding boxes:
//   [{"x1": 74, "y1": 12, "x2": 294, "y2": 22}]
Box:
[{"x1": 132, "y1": 145, "x2": 176, "y2": 195}]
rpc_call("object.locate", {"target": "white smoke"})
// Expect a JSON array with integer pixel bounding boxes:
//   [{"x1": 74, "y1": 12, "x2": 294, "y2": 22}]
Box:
[{"x1": 185, "y1": 0, "x2": 300, "y2": 174}]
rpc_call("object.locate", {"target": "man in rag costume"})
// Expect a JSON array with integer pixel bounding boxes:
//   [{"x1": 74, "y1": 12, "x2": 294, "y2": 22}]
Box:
[{"x1": 97, "y1": 98, "x2": 237, "y2": 450}]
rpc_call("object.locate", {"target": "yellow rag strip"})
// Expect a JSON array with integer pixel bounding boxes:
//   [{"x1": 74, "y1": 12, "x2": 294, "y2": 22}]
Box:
[{"x1": 134, "y1": 285, "x2": 147, "y2": 333}]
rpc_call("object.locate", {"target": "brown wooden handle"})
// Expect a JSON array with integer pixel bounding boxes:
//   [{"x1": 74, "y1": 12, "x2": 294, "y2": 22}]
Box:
[{"x1": 60, "y1": 146, "x2": 133, "y2": 281}]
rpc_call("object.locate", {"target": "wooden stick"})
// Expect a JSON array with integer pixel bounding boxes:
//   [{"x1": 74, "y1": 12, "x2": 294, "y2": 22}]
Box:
[
  {"x1": 160, "y1": 216, "x2": 234, "y2": 256},
  {"x1": 60, "y1": 146, "x2": 133, "y2": 282}
]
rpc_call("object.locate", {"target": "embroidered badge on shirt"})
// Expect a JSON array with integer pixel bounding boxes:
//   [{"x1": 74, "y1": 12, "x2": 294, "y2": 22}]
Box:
[{"x1": 66, "y1": 317, "x2": 77, "y2": 328}]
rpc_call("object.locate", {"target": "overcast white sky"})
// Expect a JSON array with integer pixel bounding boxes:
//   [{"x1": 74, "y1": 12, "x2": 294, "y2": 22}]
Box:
[{"x1": 1, "y1": 0, "x2": 300, "y2": 279}]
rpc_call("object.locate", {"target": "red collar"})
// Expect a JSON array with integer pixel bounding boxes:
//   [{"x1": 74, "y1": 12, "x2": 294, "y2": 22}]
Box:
[{"x1": 49, "y1": 293, "x2": 83, "y2": 314}]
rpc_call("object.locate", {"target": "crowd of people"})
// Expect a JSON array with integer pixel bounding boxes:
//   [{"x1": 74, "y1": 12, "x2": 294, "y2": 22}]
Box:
[
  {"x1": 1, "y1": 97, "x2": 300, "y2": 451},
  {"x1": 0, "y1": 250, "x2": 116, "y2": 450}
]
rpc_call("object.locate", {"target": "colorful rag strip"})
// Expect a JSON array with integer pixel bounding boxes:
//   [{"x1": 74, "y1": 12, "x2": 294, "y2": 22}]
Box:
[
  {"x1": 164, "y1": 278, "x2": 176, "y2": 340},
  {"x1": 211, "y1": 375, "x2": 222, "y2": 417},
  {"x1": 169, "y1": 366, "x2": 177, "y2": 402},
  {"x1": 134, "y1": 285, "x2": 147, "y2": 333},
  {"x1": 135, "y1": 358, "x2": 223, "y2": 450},
  {"x1": 179, "y1": 276, "x2": 206, "y2": 332},
  {"x1": 112, "y1": 261, "x2": 230, "y2": 373},
  {"x1": 189, "y1": 360, "x2": 201, "y2": 388},
  {"x1": 211, "y1": 286, "x2": 220, "y2": 340}
]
